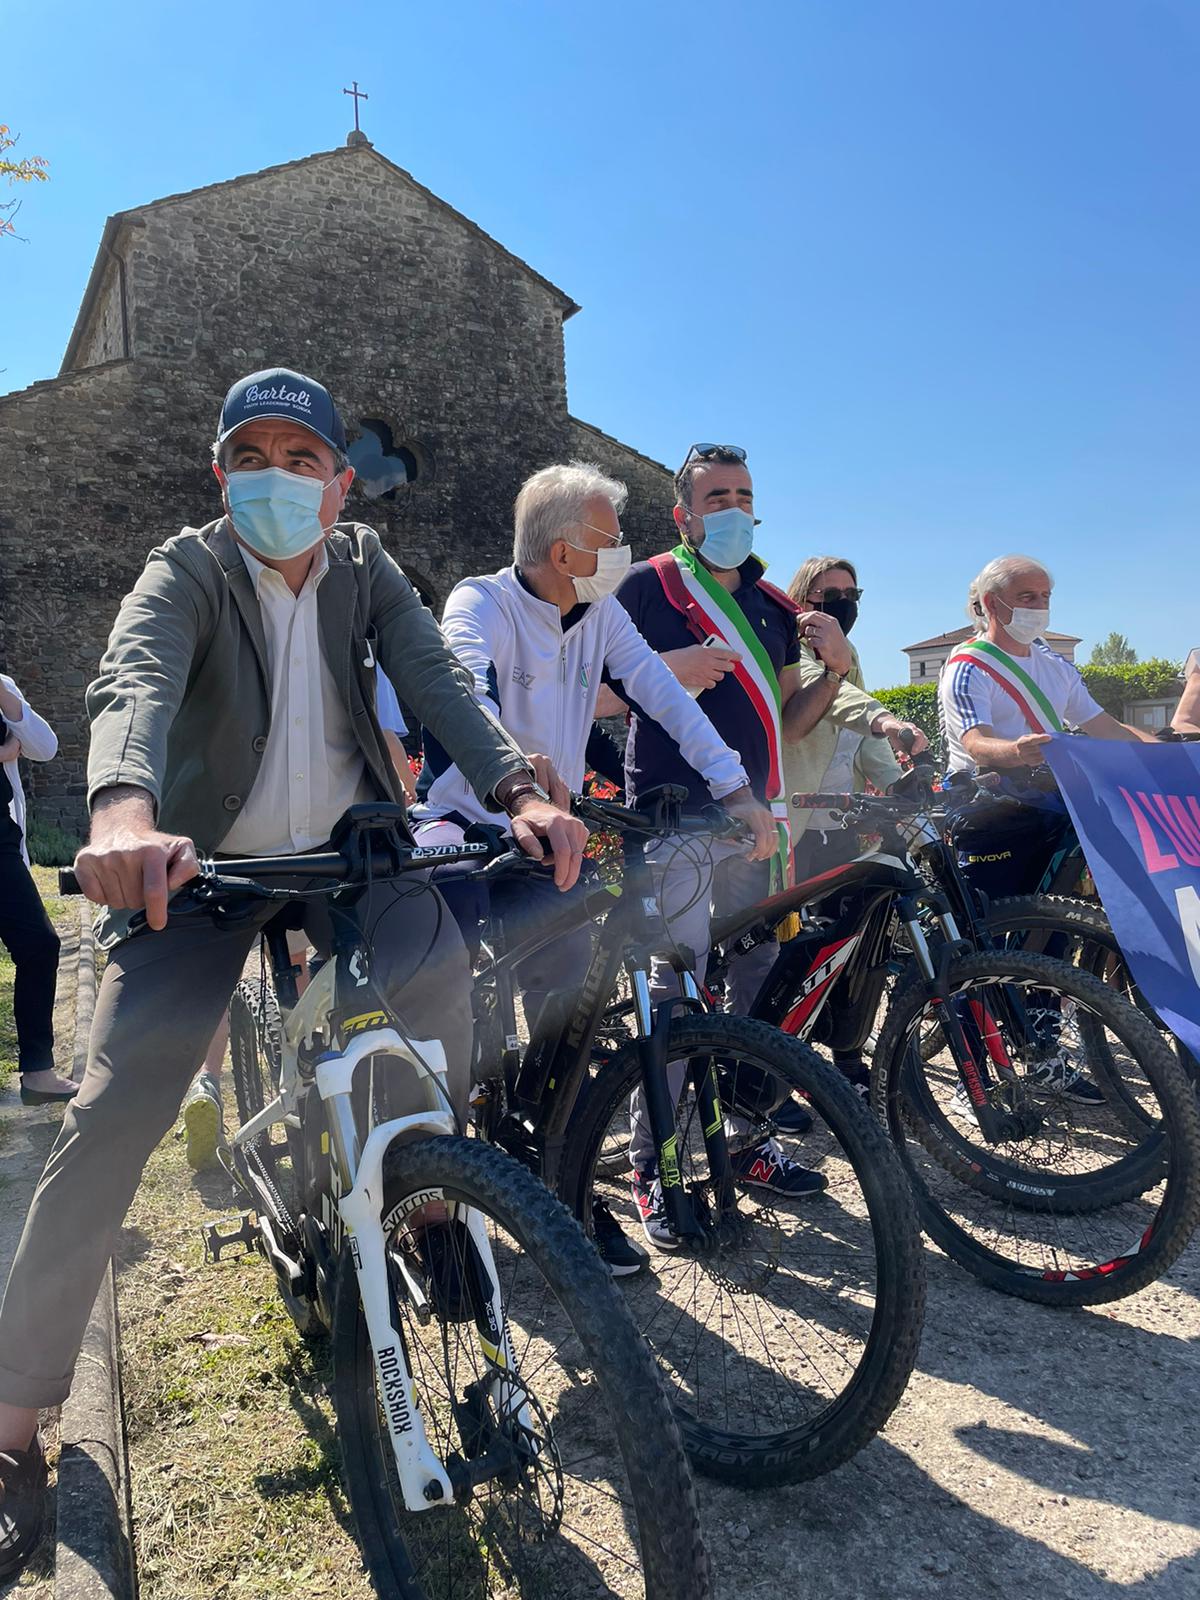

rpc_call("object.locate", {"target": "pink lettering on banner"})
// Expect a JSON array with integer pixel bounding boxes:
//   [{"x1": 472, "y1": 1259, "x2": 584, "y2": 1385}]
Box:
[
  {"x1": 1155, "y1": 794, "x2": 1200, "y2": 868},
  {"x1": 1120, "y1": 787, "x2": 1179, "y2": 874}
]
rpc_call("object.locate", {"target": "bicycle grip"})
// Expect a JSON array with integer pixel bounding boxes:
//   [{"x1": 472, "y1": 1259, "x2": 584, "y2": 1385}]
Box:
[
  {"x1": 790, "y1": 793, "x2": 857, "y2": 810},
  {"x1": 59, "y1": 869, "x2": 82, "y2": 896}
]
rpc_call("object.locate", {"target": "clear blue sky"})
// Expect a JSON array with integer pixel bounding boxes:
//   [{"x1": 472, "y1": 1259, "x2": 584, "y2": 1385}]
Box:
[{"x1": 3, "y1": 0, "x2": 1196, "y2": 687}]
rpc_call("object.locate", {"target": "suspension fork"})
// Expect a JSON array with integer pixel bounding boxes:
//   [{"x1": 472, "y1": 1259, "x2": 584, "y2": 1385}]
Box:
[
  {"x1": 631, "y1": 970, "x2": 707, "y2": 1243},
  {"x1": 900, "y1": 899, "x2": 1018, "y2": 1145}
]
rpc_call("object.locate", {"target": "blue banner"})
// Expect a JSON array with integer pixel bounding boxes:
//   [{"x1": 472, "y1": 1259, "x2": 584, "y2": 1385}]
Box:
[{"x1": 1045, "y1": 737, "x2": 1200, "y2": 1059}]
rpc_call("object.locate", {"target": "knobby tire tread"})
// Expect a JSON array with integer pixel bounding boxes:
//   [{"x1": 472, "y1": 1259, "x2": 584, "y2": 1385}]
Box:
[
  {"x1": 566, "y1": 1014, "x2": 926, "y2": 1487},
  {"x1": 874, "y1": 949, "x2": 1200, "y2": 1306},
  {"x1": 332, "y1": 1134, "x2": 711, "y2": 1600}
]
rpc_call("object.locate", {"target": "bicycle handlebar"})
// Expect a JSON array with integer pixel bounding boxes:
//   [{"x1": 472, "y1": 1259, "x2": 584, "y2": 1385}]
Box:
[{"x1": 57, "y1": 791, "x2": 753, "y2": 905}]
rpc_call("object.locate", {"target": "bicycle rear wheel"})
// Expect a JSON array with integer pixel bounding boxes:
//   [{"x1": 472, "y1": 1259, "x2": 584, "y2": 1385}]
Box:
[
  {"x1": 228, "y1": 977, "x2": 295, "y2": 1214},
  {"x1": 566, "y1": 1015, "x2": 925, "y2": 1487},
  {"x1": 332, "y1": 1134, "x2": 710, "y2": 1600},
  {"x1": 982, "y1": 894, "x2": 1199, "y2": 1126},
  {"x1": 873, "y1": 949, "x2": 1200, "y2": 1305}
]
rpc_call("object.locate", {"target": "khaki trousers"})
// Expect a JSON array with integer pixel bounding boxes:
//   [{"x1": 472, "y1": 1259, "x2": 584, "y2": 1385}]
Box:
[{"x1": 0, "y1": 876, "x2": 472, "y2": 1408}]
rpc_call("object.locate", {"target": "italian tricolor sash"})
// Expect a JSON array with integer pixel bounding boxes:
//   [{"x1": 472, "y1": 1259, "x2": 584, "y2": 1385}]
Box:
[
  {"x1": 946, "y1": 638, "x2": 1064, "y2": 734},
  {"x1": 650, "y1": 545, "x2": 793, "y2": 890}
]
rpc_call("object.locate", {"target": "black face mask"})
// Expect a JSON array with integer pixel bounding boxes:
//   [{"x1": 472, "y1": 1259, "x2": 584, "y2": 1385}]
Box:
[{"x1": 817, "y1": 596, "x2": 858, "y2": 636}]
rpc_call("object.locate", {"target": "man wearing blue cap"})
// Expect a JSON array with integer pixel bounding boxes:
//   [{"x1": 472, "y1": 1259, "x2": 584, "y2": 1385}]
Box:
[{"x1": 0, "y1": 368, "x2": 586, "y2": 1574}]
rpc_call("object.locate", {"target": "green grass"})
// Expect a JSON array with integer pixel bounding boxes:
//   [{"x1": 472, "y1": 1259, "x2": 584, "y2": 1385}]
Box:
[{"x1": 117, "y1": 1133, "x2": 374, "y2": 1600}]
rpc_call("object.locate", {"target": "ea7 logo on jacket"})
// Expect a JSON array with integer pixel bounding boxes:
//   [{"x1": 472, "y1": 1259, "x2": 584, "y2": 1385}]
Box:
[{"x1": 512, "y1": 666, "x2": 535, "y2": 690}]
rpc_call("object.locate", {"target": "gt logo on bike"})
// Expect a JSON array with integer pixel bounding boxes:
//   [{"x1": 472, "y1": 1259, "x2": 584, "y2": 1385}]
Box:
[{"x1": 376, "y1": 1344, "x2": 414, "y2": 1435}]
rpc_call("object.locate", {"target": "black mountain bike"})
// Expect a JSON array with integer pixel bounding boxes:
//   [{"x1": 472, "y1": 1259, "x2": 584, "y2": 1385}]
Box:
[
  {"x1": 697, "y1": 783, "x2": 1200, "y2": 1306},
  {"x1": 68, "y1": 806, "x2": 710, "y2": 1600},
  {"x1": 933, "y1": 761, "x2": 1199, "y2": 1097},
  {"x1": 464, "y1": 786, "x2": 926, "y2": 1488}
]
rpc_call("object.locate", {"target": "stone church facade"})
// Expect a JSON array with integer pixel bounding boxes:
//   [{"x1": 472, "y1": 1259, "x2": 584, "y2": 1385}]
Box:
[{"x1": 0, "y1": 139, "x2": 674, "y2": 831}]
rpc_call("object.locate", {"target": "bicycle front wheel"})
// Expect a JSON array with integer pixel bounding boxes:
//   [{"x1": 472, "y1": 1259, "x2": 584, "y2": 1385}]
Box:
[
  {"x1": 566, "y1": 1015, "x2": 926, "y2": 1487},
  {"x1": 332, "y1": 1134, "x2": 709, "y2": 1600},
  {"x1": 873, "y1": 949, "x2": 1200, "y2": 1305}
]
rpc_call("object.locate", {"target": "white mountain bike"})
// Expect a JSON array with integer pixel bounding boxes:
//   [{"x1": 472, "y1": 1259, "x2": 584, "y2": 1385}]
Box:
[{"x1": 156, "y1": 805, "x2": 708, "y2": 1600}]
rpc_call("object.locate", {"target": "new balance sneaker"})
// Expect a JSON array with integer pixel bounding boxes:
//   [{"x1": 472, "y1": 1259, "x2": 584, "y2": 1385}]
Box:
[
  {"x1": 630, "y1": 1166, "x2": 678, "y2": 1251},
  {"x1": 592, "y1": 1200, "x2": 648, "y2": 1276},
  {"x1": 771, "y1": 1096, "x2": 814, "y2": 1137},
  {"x1": 0, "y1": 1433, "x2": 46, "y2": 1579},
  {"x1": 182, "y1": 1071, "x2": 224, "y2": 1171},
  {"x1": 730, "y1": 1138, "x2": 829, "y2": 1198},
  {"x1": 1029, "y1": 1053, "x2": 1106, "y2": 1106}
]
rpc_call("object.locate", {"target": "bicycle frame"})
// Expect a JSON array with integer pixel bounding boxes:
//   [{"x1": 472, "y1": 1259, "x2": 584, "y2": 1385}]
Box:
[
  {"x1": 711, "y1": 812, "x2": 1042, "y2": 1144},
  {"x1": 471, "y1": 796, "x2": 746, "y2": 1243},
  {"x1": 221, "y1": 837, "x2": 535, "y2": 1515}
]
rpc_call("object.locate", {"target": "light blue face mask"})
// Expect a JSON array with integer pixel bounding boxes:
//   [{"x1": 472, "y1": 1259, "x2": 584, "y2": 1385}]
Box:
[
  {"x1": 225, "y1": 466, "x2": 335, "y2": 561},
  {"x1": 689, "y1": 506, "x2": 755, "y2": 571}
]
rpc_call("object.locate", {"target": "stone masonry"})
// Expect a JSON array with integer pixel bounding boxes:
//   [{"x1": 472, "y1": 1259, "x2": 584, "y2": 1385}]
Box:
[{"x1": 0, "y1": 140, "x2": 674, "y2": 833}]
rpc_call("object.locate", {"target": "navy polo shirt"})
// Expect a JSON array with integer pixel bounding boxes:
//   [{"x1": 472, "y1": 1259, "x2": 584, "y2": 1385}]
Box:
[{"x1": 613, "y1": 556, "x2": 800, "y2": 807}]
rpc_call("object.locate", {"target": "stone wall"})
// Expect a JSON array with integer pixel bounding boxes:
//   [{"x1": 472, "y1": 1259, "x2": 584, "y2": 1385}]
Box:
[
  {"x1": 0, "y1": 143, "x2": 673, "y2": 834},
  {"x1": 566, "y1": 417, "x2": 675, "y2": 563}
]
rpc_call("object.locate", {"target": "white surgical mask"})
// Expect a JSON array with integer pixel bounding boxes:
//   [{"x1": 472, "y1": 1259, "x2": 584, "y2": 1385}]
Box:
[
  {"x1": 998, "y1": 599, "x2": 1050, "y2": 645},
  {"x1": 566, "y1": 539, "x2": 631, "y2": 602}
]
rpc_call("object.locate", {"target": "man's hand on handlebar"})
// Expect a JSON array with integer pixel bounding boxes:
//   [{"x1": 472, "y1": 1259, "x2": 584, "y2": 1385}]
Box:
[
  {"x1": 507, "y1": 793, "x2": 591, "y2": 890},
  {"x1": 720, "y1": 786, "x2": 777, "y2": 862},
  {"x1": 74, "y1": 786, "x2": 199, "y2": 930},
  {"x1": 873, "y1": 715, "x2": 929, "y2": 758}
]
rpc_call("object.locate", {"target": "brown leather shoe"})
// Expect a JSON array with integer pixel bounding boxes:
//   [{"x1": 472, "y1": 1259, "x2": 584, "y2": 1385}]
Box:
[{"x1": 0, "y1": 1433, "x2": 47, "y2": 1577}]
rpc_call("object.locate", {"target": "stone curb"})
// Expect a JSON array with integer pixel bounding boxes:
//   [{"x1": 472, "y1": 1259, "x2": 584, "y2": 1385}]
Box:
[{"x1": 54, "y1": 906, "x2": 137, "y2": 1600}]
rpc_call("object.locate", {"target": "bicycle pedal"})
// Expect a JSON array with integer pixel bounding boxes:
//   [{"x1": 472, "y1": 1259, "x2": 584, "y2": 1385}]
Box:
[{"x1": 202, "y1": 1211, "x2": 260, "y2": 1263}]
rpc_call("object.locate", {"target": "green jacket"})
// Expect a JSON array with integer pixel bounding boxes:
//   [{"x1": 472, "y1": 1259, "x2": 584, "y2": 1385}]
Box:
[
  {"x1": 87, "y1": 518, "x2": 530, "y2": 937},
  {"x1": 783, "y1": 641, "x2": 901, "y2": 834}
]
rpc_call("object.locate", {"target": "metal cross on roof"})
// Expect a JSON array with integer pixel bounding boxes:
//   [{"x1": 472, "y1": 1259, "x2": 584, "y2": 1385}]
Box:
[{"x1": 343, "y1": 80, "x2": 369, "y2": 134}]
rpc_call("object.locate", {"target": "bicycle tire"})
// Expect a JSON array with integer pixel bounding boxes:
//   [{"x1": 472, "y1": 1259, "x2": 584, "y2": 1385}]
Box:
[
  {"x1": 873, "y1": 949, "x2": 1200, "y2": 1306},
  {"x1": 228, "y1": 979, "x2": 288, "y2": 1198},
  {"x1": 983, "y1": 894, "x2": 1198, "y2": 1121},
  {"x1": 565, "y1": 1014, "x2": 925, "y2": 1488},
  {"x1": 332, "y1": 1133, "x2": 710, "y2": 1600}
]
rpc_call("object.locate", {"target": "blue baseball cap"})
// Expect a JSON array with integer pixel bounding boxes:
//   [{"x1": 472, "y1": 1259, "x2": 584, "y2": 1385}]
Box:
[{"x1": 216, "y1": 367, "x2": 347, "y2": 454}]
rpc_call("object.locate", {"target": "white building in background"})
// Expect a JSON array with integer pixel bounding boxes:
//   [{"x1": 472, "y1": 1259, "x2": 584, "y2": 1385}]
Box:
[{"x1": 901, "y1": 626, "x2": 1082, "y2": 683}]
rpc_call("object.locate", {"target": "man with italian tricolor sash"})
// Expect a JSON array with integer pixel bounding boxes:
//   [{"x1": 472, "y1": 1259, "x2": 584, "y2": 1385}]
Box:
[
  {"x1": 940, "y1": 554, "x2": 1147, "y2": 776},
  {"x1": 610, "y1": 443, "x2": 863, "y2": 1233}
]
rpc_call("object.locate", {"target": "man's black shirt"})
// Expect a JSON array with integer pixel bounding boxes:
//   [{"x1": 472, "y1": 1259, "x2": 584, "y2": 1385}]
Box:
[{"x1": 613, "y1": 556, "x2": 800, "y2": 806}]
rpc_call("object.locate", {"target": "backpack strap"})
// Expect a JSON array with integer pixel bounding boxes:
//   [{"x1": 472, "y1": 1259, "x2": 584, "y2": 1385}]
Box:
[
  {"x1": 649, "y1": 551, "x2": 712, "y2": 644},
  {"x1": 755, "y1": 575, "x2": 803, "y2": 618}
]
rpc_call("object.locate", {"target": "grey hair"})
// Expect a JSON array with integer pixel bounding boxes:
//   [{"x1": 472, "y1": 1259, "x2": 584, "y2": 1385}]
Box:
[
  {"x1": 513, "y1": 460, "x2": 628, "y2": 568},
  {"x1": 967, "y1": 554, "x2": 1053, "y2": 632},
  {"x1": 210, "y1": 436, "x2": 351, "y2": 475}
]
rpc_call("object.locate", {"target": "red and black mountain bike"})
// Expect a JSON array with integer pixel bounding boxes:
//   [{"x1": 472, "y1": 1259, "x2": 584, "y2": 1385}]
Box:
[{"x1": 693, "y1": 778, "x2": 1200, "y2": 1306}]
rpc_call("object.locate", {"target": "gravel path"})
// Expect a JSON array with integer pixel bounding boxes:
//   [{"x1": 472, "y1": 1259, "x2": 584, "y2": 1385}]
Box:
[{"x1": 699, "y1": 1239, "x2": 1200, "y2": 1598}]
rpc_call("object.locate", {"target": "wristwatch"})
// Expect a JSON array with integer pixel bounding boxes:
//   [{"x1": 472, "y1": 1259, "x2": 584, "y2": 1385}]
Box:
[
  {"x1": 823, "y1": 665, "x2": 849, "y2": 685},
  {"x1": 496, "y1": 778, "x2": 551, "y2": 815}
]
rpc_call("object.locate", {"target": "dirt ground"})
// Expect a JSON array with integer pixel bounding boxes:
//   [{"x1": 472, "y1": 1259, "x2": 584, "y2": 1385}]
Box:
[
  {"x1": 115, "y1": 1119, "x2": 1200, "y2": 1600},
  {"x1": 0, "y1": 877, "x2": 80, "y2": 1600}
]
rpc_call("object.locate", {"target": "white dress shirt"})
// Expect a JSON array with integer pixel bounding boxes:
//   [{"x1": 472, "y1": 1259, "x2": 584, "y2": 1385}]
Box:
[
  {"x1": 221, "y1": 543, "x2": 373, "y2": 855},
  {"x1": 1, "y1": 674, "x2": 58, "y2": 866}
]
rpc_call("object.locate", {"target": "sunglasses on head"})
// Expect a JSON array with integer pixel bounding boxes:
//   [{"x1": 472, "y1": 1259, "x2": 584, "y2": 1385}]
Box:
[
  {"x1": 679, "y1": 443, "x2": 748, "y2": 473},
  {"x1": 809, "y1": 586, "x2": 864, "y2": 604}
]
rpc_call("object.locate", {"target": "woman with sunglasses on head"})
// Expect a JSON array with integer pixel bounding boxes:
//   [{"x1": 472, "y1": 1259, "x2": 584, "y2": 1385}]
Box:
[{"x1": 783, "y1": 556, "x2": 928, "y2": 1089}]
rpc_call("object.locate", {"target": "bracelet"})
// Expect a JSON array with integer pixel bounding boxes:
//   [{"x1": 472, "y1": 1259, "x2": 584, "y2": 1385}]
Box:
[{"x1": 498, "y1": 779, "x2": 550, "y2": 815}]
